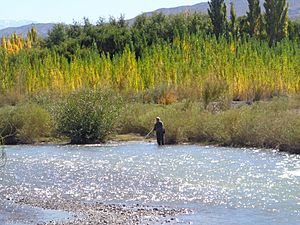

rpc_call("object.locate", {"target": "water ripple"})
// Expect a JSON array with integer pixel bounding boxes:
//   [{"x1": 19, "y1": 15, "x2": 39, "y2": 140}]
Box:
[{"x1": 0, "y1": 143, "x2": 299, "y2": 224}]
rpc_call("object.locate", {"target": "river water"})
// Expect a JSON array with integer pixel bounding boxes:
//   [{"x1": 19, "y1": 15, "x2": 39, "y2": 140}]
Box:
[{"x1": 0, "y1": 142, "x2": 300, "y2": 224}]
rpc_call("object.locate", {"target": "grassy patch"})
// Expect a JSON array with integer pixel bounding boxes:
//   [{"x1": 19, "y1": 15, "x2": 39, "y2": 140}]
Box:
[{"x1": 117, "y1": 97, "x2": 300, "y2": 153}]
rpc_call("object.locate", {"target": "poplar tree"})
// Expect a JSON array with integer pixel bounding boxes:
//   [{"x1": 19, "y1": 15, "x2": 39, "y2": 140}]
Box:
[
  {"x1": 208, "y1": 0, "x2": 227, "y2": 39},
  {"x1": 30, "y1": 27, "x2": 38, "y2": 43},
  {"x1": 6, "y1": 39, "x2": 13, "y2": 53},
  {"x1": 264, "y1": 0, "x2": 289, "y2": 46},
  {"x1": 246, "y1": 0, "x2": 261, "y2": 37},
  {"x1": 1, "y1": 37, "x2": 7, "y2": 49},
  {"x1": 230, "y1": 2, "x2": 237, "y2": 38}
]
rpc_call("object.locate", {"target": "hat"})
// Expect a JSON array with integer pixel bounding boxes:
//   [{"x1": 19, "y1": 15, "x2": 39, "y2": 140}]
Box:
[{"x1": 156, "y1": 117, "x2": 160, "y2": 120}]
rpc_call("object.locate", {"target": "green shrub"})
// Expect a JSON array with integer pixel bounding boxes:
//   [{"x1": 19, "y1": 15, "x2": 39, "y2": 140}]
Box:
[
  {"x1": 13, "y1": 104, "x2": 53, "y2": 144},
  {"x1": 56, "y1": 89, "x2": 122, "y2": 144},
  {"x1": 0, "y1": 104, "x2": 53, "y2": 144},
  {"x1": 0, "y1": 106, "x2": 17, "y2": 144}
]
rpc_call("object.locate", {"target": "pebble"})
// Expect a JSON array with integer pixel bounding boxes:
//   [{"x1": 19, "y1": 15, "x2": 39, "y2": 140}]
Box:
[{"x1": 2, "y1": 195, "x2": 192, "y2": 225}]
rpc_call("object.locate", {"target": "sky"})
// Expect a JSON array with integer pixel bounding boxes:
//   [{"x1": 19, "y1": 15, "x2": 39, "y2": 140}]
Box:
[{"x1": 0, "y1": 0, "x2": 207, "y2": 24}]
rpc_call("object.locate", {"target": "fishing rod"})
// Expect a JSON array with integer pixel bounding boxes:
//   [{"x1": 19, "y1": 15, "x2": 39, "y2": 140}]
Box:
[{"x1": 144, "y1": 129, "x2": 154, "y2": 139}]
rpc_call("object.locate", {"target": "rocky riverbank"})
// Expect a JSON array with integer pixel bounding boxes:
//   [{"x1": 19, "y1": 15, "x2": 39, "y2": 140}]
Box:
[{"x1": 5, "y1": 197, "x2": 191, "y2": 224}]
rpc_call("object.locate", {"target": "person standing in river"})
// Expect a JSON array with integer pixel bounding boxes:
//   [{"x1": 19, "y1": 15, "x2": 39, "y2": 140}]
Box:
[{"x1": 153, "y1": 117, "x2": 165, "y2": 145}]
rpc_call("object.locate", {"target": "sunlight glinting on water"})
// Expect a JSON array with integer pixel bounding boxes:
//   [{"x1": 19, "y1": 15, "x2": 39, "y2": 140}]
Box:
[{"x1": 0, "y1": 142, "x2": 300, "y2": 224}]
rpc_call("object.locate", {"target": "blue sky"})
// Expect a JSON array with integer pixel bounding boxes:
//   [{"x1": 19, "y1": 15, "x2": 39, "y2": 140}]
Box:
[{"x1": 0, "y1": 0, "x2": 207, "y2": 23}]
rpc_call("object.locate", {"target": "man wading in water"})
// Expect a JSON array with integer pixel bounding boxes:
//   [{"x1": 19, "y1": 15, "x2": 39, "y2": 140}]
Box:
[
  {"x1": 146, "y1": 117, "x2": 165, "y2": 145},
  {"x1": 155, "y1": 117, "x2": 166, "y2": 145}
]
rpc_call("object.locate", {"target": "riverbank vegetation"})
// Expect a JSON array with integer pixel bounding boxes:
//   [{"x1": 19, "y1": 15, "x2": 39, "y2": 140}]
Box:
[
  {"x1": 56, "y1": 89, "x2": 122, "y2": 144},
  {"x1": 0, "y1": 94, "x2": 299, "y2": 153},
  {"x1": 118, "y1": 97, "x2": 300, "y2": 153},
  {"x1": 0, "y1": 0, "x2": 300, "y2": 153}
]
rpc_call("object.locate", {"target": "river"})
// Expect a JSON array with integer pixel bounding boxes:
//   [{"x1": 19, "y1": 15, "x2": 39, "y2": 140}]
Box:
[{"x1": 0, "y1": 142, "x2": 300, "y2": 224}]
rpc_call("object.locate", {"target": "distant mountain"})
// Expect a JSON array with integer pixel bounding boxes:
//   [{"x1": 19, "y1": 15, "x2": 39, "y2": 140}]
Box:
[
  {"x1": 0, "y1": 19, "x2": 36, "y2": 30},
  {"x1": 0, "y1": 0, "x2": 299, "y2": 39},
  {"x1": 0, "y1": 23, "x2": 55, "y2": 38},
  {"x1": 135, "y1": 0, "x2": 300, "y2": 20}
]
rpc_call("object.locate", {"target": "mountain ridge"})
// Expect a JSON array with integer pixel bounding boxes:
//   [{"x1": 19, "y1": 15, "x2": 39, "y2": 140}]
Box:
[
  {"x1": 142, "y1": 0, "x2": 299, "y2": 19},
  {"x1": 0, "y1": 19, "x2": 36, "y2": 30},
  {"x1": 0, "y1": 23, "x2": 55, "y2": 38},
  {"x1": 0, "y1": 0, "x2": 299, "y2": 38}
]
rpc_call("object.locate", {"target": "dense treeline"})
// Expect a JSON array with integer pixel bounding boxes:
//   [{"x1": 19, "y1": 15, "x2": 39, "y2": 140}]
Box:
[
  {"x1": 41, "y1": 0, "x2": 299, "y2": 57},
  {"x1": 208, "y1": 0, "x2": 291, "y2": 45},
  {"x1": 42, "y1": 16, "x2": 300, "y2": 59},
  {"x1": 42, "y1": 14, "x2": 212, "y2": 59},
  {"x1": 2, "y1": 1, "x2": 298, "y2": 58}
]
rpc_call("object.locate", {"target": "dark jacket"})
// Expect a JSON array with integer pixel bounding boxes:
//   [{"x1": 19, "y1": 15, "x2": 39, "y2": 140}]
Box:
[{"x1": 154, "y1": 121, "x2": 165, "y2": 133}]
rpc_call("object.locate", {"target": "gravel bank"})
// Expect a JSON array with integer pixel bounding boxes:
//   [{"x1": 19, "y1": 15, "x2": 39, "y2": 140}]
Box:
[{"x1": 7, "y1": 197, "x2": 192, "y2": 224}]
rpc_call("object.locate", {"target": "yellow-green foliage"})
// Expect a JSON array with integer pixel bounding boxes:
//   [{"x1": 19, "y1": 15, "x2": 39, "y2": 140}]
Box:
[{"x1": 0, "y1": 36, "x2": 300, "y2": 102}]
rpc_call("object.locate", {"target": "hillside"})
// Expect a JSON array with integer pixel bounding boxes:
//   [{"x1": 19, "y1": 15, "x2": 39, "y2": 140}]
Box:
[
  {"x1": 0, "y1": 0, "x2": 299, "y2": 38},
  {"x1": 0, "y1": 19, "x2": 36, "y2": 30},
  {"x1": 0, "y1": 23, "x2": 55, "y2": 38},
  {"x1": 140, "y1": 0, "x2": 300, "y2": 20}
]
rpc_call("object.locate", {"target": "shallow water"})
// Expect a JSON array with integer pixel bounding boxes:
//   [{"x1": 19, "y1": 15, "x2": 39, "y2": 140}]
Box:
[
  {"x1": 0, "y1": 200, "x2": 72, "y2": 225},
  {"x1": 0, "y1": 142, "x2": 300, "y2": 224}
]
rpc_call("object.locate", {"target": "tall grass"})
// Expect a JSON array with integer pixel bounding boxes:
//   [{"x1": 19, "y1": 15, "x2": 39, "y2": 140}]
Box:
[{"x1": 117, "y1": 97, "x2": 300, "y2": 153}]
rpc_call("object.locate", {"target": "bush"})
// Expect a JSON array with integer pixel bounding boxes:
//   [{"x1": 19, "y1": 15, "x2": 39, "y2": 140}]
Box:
[
  {"x1": 0, "y1": 106, "x2": 17, "y2": 144},
  {"x1": 0, "y1": 104, "x2": 53, "y2": 144},
  {"x1": 56, "y1": 89, "x2": 122, "y2": 144},
  {"x1": 13, "y1": 104, "x2": 53, "y2": 143}
]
